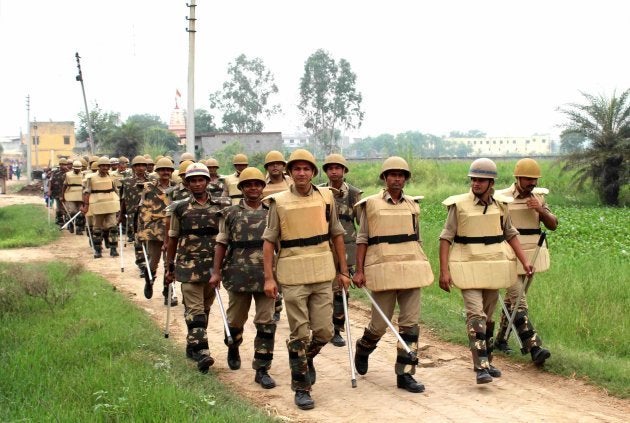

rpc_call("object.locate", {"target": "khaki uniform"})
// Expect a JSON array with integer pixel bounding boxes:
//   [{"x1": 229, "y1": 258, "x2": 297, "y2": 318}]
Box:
[
  {"x1": 216, "y1": 201, "x2": 275, "y2": 370},
  {"x1": 63, "y1": 170, "x2": 86, "y2": 232},
  {"x1": 355, "y1": 189, "x2": 433, "y2": 375},
  {"x1": 84, "y1": 173, "x2": 120, "y2": 251},
  {"x1": 439, "y1": 190, "x2": 519, "y2": 371},
  {"x1": 222, "y1": 172, "x2": 243, "y2": 205},
  {"x1": 262, "y1": 184, "x2": 344, "y2": 392}
]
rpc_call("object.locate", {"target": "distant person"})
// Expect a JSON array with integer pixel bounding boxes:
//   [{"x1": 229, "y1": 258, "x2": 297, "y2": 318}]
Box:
[
  {"x1": 0, "y1": 162, "x2": 7, "y2": 194},
  {"x1": 15, "y1": 165, "x2": 21, "y2": 180},
  {"x1": 222, "y1": 153, "x2": 249, "y2": 205},
  {"x1": 9, "y1": 163, "x2": 14, "y2": 180}
]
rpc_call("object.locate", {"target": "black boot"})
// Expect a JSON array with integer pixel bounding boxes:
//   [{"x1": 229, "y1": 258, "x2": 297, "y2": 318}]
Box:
[
  {"x1": 331, "y1": 329, "x2": 346, "y2": 347},
  {"x1": 531, "y1": 346, "x2": 551, "y2": 365},
  {"x1": 307, "y1": 358, "x2": 316, "y2": 385},
  {"x1": 197, "y1": 354, "x2": 215, "y2": 373},
  {"x1": 355, "y1": 330, "x2": 379, "y2": 375},
  {"x1": 486, "y1": 322, "x2": 502, "y2": 378},
  {"x1": 110, "y1": 247, "x2": 119, "y2": 257},
  {"x1": 144, "y1": 274, "x2": 154, "y2": 299},
  {"x1": 93, "y1": 246, "x2": 102, "y2": 259},
  {"x1": 475, "y1": 368, "x2": 493, "y2": 384},
  {"x1": 294, "y1": 390, "x2": 315, "y2": 410},
  {"x1": 397, "y1": 373, "x2": 425, "y2": 393},
  {"x1": 227, "y1": 346, "x2": 241, "y2": 370},
  {"x1": 255, "y1": 368, "x2": 276, "y2": 389}
]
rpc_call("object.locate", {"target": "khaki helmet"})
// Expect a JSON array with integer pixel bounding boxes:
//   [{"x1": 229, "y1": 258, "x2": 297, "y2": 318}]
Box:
[
  {"x1": 380, "y1": 156, "x2": 410, "y2": 180},
  {"x1": 180, "y1": 152, "x2": 195, "y2": 162},
  {"x1": 119, "y1": 156, "x2": 130, "y2": 164},
  {"x1": 143, "y1": 154, "x2": 152, "y2": 160},
  {"x1": 185, "y1": 162, "x2": 210, "y2": 180},
  {"x1": 154, "y1": 157, "x2": 175, "y2": 171},
  {"x1": 80, "y1": 158, "x2": 88, "y2": 168},
  {"x1": 232, "y1": 153, "x2": 249, "y2": 165},
  {"x1": 109, "y1": 157, "x2": 120, "y2": 165},
  {"x1": 513, "y1": 158, "x2": 542, "y2": 178},
  {"x1": 323, "y1": 153, "x2": 349, "y2": 172},
  {"x1": 90, "y1": 161, "x2": 98, "y2": 171},
  {"x1": 287, "y1": 149, "x2": 318, "y2": 176},
  {"x1": 97, "y1": 156, "x2": 111, "y2": 166},
  {"x1": 205, "y1": 157, "x2": 219, "y2": 168},
  {"x1": 155, "y1": 154, "x2": 164, "y2": 162},
  {"x1": 58, "y1": 158, "x2": 69, "y2": 165},
  {"x1": 468, "y1": 158, "x2": 497, "y2": 179},
  {"x1": 72, "y1": 160, "x2": 82, "y2": 169},
  {"x1": 264, "y1": 150, "x2": 286, "y2": 167},
  {"x1": 237, "y1": 167, "x2": 267, "y2": 190},
  {"x1": 178, "y1": 159, "x2": 194, "y2": 175},
  {"x1": 146, "y1": 156, "x2": 154, "y2": 165},
  {"x1": 131, "y1": 155, "x2": 148, "y2": 166},
  {"x1": 88, "y1": 155, "x2": 99, "y2": 164},
  {"x1": 164, "y1": 155, "x2": 173, "y2": 162}
]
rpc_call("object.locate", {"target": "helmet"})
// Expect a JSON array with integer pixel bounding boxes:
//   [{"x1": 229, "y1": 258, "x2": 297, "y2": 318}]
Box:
[
  {"x1": 205, "y1": 157, "x2": 219, "y2": 168},
  {"x1": 119, "y1": 156, "x2": 130, "y2": 164},
  {"x1": 58, "y1": 158, "x2": 69, "y2": 165},
  {"x1": 180, "y1": 152, "x2": 195, "y2": 162},
  {"x1": 468, "y1": 158, "x2": 497, "y2": 179},
  {"x1": 178, "y1": 159, "x2": 194, "y2": 175},
  {"x1": 237, "y1": 167, "x2": 267, "y2": 190},
  {"x1": 264, "y1": 150, "x2": 286, "y2": 167},
  {"x1": 155, "y1": 157, "x2": 175, "y2": 171},
  {"x1": 72, "y1": 160, "x2": 82, "y2": 169},
  {"x1": 89, "y1": 155, "x2": 99, "y2": 164},
  {"x1": 146, "y1": 156, "x2": 154, "y2": 165},
  {"x1": 131, "y1": 155, "x2": 148, "y2": 166},
  {"x1": 185, "y1": 162, "x2": 210, "y2": 180},
  {"x1": 287, "y1": 149, "x2": 318, "y2": 176},
  {"x1": 90, "y1": 161, "x2": 98, "y2": 171},
  {"x1": 513, "y1": 158, "x2": 541, "y2": 178},
  {"x1": 109, "y1": 157, "x2": 120, "y2": 165},
  {"x1": 80, "y1": 158, "x2": 88, "y2": 168},
  {"x1": 143, "y1": 154, "x2": 152, "y2": 160},
  {"x1": 323, "y1": 153, "x2": 349, "y2": 172},
  {"x1": 97, "y1": 156, "x2": 111, "y2": 166},
  {"x1": 380, "y1": 156, "x2": 410, "y2": 180},
  {"x1": 232, "y1": 153, "x2": 249, "y2": 165},
  {"x1": 155, "y1": 155, "x2": 164, "y2": 162}
]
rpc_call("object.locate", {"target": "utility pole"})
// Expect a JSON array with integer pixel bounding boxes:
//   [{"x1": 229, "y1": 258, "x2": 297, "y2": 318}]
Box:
[
  {"x1": 75, "y1": 52, "x2": 95, "y2": 154},
  {"x1": 26, "y1": 95, "x2": 32, "y2": 184},
  {"x1": 34, "y1": 117, "x2": 39, "y2": 169},
  {"x1": 185, "y1": 1, "x2": 197, "y2": 156}
]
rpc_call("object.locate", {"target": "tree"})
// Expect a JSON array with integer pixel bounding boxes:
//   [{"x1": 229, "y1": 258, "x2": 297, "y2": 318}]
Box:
[
  {"x1": 559, "y1": 132, "x2": 587, "y2": 154},
  {"x1": 108, "y1": 121, "x2": 144, "y2": 159},
  {"x1": 209, "y1": 54, "x2": 281, "y2": 133},
  {"x1": 195, "y1": 109, "x2": 218, "y2": 133},
  {"x1": 559, "y1": 89, "x2": 630, "y2": 205},
  {"x1": 76, "y1": 104, "x2": 120, "y2": 152},
  {"x1": 298, "y1": 49, "x2": 364, "y2": 155}
]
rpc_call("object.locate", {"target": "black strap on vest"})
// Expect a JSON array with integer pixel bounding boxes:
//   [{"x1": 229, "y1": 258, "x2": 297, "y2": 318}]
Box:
[
  {"x1": 280, "y1": 233, "x2": 330, "y2": 248},
  {"x1": 368, "y1": 233, "x2": 418, "y2": 246},
  {"x1": 91, "y1": 188, "x2": 114, "y2": 194},
  {"x1": 517, "y1": 228, "x2": 542, "y2": 235},
  {"x1": 230, "y1": 194, "x2": 244, "y2": 199},
  {"x1": 229, "y1": 240, "x2": 264, "y2": 249},
  {"x1": 180, "y1": 227, "x2": 219, "y2": 236},
  {"x1": 68, "y1": 183, "x2": 82, "y2": 187},
  {"x1": 454, "y1": 235, "x2": 505, "y2": 245}
]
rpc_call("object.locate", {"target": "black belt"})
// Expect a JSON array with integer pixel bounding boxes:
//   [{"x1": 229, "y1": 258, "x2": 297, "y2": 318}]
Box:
[
  {"x1": 230, "y1": 194, "x2": 243, "y2": 199},
  {"x1": 230, "y1": 240, "x2": 264, "y2": 249},
  {"x1": 368, "y1": 233, "x2": 418, "y2": 246},
  {"x1": 280, "y1": 234, "x2": 329, "y2": 248},
  {"x1": 180, "y1": 227, "x2": 219, "y2": 236},
  {"x1": 517, "y1": 228, "x2": 542, "y2": 235},
  {"x1": 68, "y1": 184, "x2": 82, "y2": 187},
  {"x1": 91, "y1": 188, "x2": 114, "y2": 193},
  {"x1": 454, "y1": 235, "x2": 505, "y2": 245}
]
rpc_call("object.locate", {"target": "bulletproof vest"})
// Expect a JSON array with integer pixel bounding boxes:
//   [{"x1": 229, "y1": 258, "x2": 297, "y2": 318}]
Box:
[
  {"x1": 359, "y1": 192, "x2": 433, "y2": 291},
  {"x1": 208, "y1": 177, "x2": 225, "y2": 197},
  {"x1": 88, "y1": 174, "x2": 120, "y2": 215},
  {"x1": 262, "y1": 176, "x2": 292, "y2": 197},
  {"x1": 122, "y1": 176, "x2": 147, "y2": 214},
  {"x1": 224, "y1": 173, "x2": 243, "y2": 205},
  {"x1": 174, "y1": 199, "x2": 221, "y2": 262},
  {"x1": 50, "y1": 169, "x2": 65, "y2": 197},
  {"x1": 171, "y1": 169, "x2": 181, "y2": 184},
  {"x1": 274, "y1": 186, "x2": 336, "y2": 285},
  {"x1": 443, "y1": 192, "x2": 516, "y2": 289},
  {"x1": 109, "y1": 170, "x2": 124, "y2": 189},
  {"x1": 169, "y1": 184, "x2": 190, "y2": 202},
  {"x1": 221, "y1": 204, "x2": 268, "y2": 292},
  {"x1": 138, "y1": 181, "x2": 173, "y2": 242},
  {"x1": 64, "y1": 171, "x2": 84, "y2": 202},
  {"x1": 501, "y1": 186, "x2": 550, "y2": 273}
]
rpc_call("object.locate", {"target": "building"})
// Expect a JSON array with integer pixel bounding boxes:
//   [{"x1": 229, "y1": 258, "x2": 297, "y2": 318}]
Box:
[
  {"x1": 282, "y1": 132, "x2": 309, "y2": 150},
  {"x1": 22, "y1": 121, "x2": 76, "y2": 167},
  {"x1": 444, "y1": 134, "x2": 553, "y2": 157},
  {"x1": 0, "y1": 135, "x2": 23, "y2": 161},
  {"x1": 168, "y1": 95, "x2": 186, "y2": 144},
  {"x1": 196, "y1": 132, "x2": 283, "y2": 157}
]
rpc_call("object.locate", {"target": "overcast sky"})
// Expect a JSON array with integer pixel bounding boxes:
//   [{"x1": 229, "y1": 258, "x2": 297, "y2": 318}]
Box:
[{"x1": 1, "y1": 0, "x2": 628, "y2": 140}]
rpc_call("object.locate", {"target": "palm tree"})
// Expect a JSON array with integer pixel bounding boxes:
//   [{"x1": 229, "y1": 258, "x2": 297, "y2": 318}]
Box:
[{"x1": 559, "y1": 89, "x2": 630, "y2": 205}]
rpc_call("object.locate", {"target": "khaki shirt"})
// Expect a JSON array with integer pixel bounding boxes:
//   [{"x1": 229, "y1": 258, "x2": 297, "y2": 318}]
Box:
[
  {"x1": 216, "y1": 201, "x2": 264, "y2": 245},
  {"x1": 262, "y1": 184, "x2": 345, "y2": 244},
  {"x1": 356, "y1": 189, "x2": 420, "y2": 245}
]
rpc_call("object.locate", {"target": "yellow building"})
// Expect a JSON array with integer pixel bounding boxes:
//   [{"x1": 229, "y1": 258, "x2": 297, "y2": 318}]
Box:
[{"x1": 23, "y1": 121, "x2": 76, "y2": 168}]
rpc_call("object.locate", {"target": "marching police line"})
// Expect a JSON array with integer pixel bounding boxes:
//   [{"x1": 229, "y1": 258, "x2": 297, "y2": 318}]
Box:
[{"x1": 50, "y1": 150, "x2": 556, "y2": 411}]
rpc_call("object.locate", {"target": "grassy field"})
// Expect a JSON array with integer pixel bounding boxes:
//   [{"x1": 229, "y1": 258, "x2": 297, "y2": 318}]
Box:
[
  {"x1": 0, "y1": 261, "x2": 275, "y2": 422},
  {"x1": 0, "y1": 204, "x2": 60, "y2": 248}
]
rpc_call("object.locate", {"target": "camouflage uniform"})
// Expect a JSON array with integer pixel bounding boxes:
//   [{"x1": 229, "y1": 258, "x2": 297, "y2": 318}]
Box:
[
  {"x1": 50, "y1": 167, "x2": 66, "y2": 225},
  {"x1": 169, "y1": 195, "x2": 224, "y2": 362},
  {"x1": 216, "y1": 201, "x2": 275, "y2": 372},
  {"x1": 208, "y1": 176, "x2": 225, "y2": 197},
  {"x1": 121, "y1": 174, "x2": 149, "y2": 271}
]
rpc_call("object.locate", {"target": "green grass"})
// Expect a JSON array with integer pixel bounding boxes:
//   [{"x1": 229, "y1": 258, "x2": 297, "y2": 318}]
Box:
[
  {"x1": 0, "y1": 262, "x2": 275, "y2": 422},
  {"x1": 0, "y1": 204, "x2": 60, "y2": 248}
]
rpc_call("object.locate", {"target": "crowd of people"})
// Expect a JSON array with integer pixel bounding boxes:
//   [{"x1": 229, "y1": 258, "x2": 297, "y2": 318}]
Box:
[{"x1": 46, "y1": 150, "x2": 556, "y2": 411}]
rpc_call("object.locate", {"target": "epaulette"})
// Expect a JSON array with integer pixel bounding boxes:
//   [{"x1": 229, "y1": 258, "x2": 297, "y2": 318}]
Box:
[
  {"x1": 442, "y1": 193, "x2": 469, "y2": 207},
  {"x1": 410, "y1": 195, "x2": 424, "y2": 203},
  {"x1": 493, "y1": 193, "x2": 514, "y2": 204},
  {"x1": 533, "y1": 187, "x2": 549, "y2": 195}
]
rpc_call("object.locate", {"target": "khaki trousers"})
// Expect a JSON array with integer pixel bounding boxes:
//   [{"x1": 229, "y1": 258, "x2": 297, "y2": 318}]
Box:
[
  {"x1": 181, "y1": 281, "x2": 216, "y2": 316},
  {"x1": 281, "y1": 281, "x2": 333, "y2": 343},
  {"x1": 93, "y1": 213, "x2": 117, "y2": 232},
  {"x1": 227, "y1": 291, "x2": 275, "y2": 327},
  {"x1": 504, "y1": 275, "x2": 529, "y2": 310},
  {"x1": 461, "y1": 288, "x2": 498, "y2": 325},
  {"x1": 367, "y1": 288, "x2": 421, "y2": 337}
]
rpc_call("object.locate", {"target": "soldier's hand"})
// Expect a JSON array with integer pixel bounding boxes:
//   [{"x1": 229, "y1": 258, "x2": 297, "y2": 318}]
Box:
[
  {"x1": 526, "y1": 196, "x2": 544, "y2": 213},
  {"x1": 439, "y1": 270, "x2": 453, "y2": 293},
  {"x1": 337, "y1": 273, "x2": 351, "y2": 291},
  {"x1": 352, "y1": 270, "x2": 366, "y2": 288},
  {"x1": 264, "y1": 278, "x2": 278, "y2": 299},
  {"x1": 523, "y1": 263, "x2": 535, "y2": 277},
  {"x1": 209, "y1": 273, "x2": 221, "y2": 289},
  {"x1": 80, "y1": 205, "x2": 88, "y2": 215},
  {"x1": 165, "y1": 271, "x2": 174, "y2": 284}
]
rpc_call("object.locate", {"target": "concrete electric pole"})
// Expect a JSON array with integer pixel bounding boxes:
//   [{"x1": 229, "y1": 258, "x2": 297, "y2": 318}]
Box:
[{"x1": 185, "y1": 0, "x2": 197, "y2": 156}]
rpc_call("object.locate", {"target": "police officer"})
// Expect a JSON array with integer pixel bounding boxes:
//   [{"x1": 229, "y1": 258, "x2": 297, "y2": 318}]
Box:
[
  {"x1": 494, "y1": 158, "x2": 556, "y2": 364},
  {"x1": 319, "y1": 153, "x2": 363, "y2": 347},
  {"x1": 49, "y1": 158, "x2": 69, "y2": 226},
  {"x1": 165, "y1": 163, "x2": 224, "y2": 373},
  {"x1": 222, "y1": 153, "x2": 249, "y2": 205},
  {"x1": 210, "y1": 167, "x2": 277, "y2": 389},
  {"x1": 205, "y1": 157, "x2": 225, "y2": 197},
  {"x1": 62, "y1": 160, "x2": 86, "y2": 235},
  {"x1": 438, "y1": 158, "x2": 533, "y2": 384},
  {"x1": 353, "y1": 157, "x2": 433, "y2": 393},
  {"x1": 262, "y1": 149, "x2": 351, "y2": 410}
]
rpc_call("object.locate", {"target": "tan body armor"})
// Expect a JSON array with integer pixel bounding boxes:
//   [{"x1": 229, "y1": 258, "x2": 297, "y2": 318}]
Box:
[
  {"x1": 224, "y1": 173, "x2": 242, "y2": 205},
  {"x1": 109, "y1": 170, "x2": 124, "y2": 189},
  {"x1": 444, "y1": 192, "x2": 516, "y2": 289},
  {"x1": 88, "y1": 174, "x2": 120, "y2": 215},
  {"x1": 262, "y1": 176, "x2": 292, "y2": 197},
  {"x1": 498, "y1": 186, "x2": 550, "y2": 274},
  {"x1": 358, "y1": 194, "x2": 433, "y2": 291},
  {"x1": 273, "y1": 187, "x2": 336, "y2": 286},
  {"x1": 64, "y1": 171, "x2": 84, "y2": 202}
]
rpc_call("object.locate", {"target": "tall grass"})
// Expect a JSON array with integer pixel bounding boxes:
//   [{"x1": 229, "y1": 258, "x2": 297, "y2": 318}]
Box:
[{"x1": 0, "y1": 204, "x2": 60, "y2": 248}]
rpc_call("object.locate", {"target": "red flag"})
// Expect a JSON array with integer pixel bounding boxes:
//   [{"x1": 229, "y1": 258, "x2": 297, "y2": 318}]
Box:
[{"x1": 176, "y1": 89, "x2": 181, "y2": 97}]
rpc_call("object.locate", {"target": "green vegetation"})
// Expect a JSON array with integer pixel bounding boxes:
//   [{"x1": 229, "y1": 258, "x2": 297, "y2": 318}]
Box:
[
  {"x1": 0, "y1": 204, "x2": 60, "y2": 248},
  {"x1": 0, "y1": 262, "x2": 274, "y2": 422}
]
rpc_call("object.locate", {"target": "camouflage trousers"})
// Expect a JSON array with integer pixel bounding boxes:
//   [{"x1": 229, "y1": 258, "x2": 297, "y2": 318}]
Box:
[
  {"x1": 498, "y1": 276, "x2": 542, "y2": 353},
  {"x1": 287, "y1": 338, "x2": 328, "y2": 391},
  {"x1": 226, "y1": 291, "x2": 276, "y2": 370},
  {"x1": 54, "y1": 198, "x2": 65, "y2": 225},
  {"x1": 181, "y1": 281, "x2": 216, "y2": 359},
  {"x1": 461, "y1": 288, "x2": 499, "y2": 370}
]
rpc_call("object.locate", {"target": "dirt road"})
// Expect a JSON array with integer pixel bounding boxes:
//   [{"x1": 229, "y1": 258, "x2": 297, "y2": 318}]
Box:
[{"x1": 1, "y1": 190, "x2": 628, "y2": 422}]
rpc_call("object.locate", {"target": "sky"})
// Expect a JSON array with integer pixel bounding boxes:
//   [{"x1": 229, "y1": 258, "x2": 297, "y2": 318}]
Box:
[{"x1": 1, "y1": 0, "x2": 629, "y2": 141}]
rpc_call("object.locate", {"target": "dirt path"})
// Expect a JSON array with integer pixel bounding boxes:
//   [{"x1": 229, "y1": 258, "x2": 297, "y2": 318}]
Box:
[{"x1": 1, "y1": 191, "x2": 628, "y2": 422}]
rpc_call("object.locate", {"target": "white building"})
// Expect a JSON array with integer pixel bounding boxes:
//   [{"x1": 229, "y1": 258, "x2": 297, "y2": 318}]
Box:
[{"x1": 445, "y1": 134, "x2": 553, "y2": 156}]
